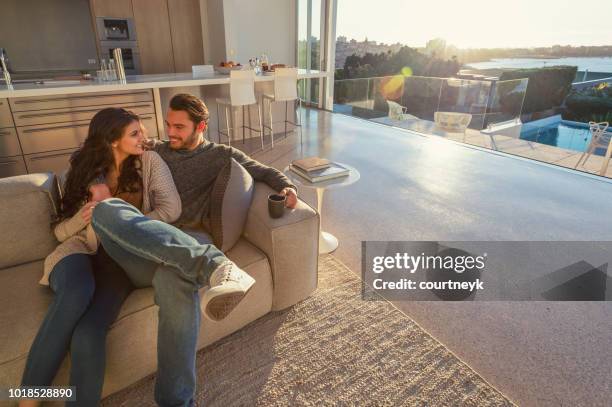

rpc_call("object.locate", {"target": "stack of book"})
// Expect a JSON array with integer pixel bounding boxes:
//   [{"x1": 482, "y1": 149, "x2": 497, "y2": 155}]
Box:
[{"x1": 289, "y1": 157, "x2": 350, "y2": 183}]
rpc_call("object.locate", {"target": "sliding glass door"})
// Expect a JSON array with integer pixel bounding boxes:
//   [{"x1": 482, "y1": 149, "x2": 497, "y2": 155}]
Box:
[{"x1": 297, "y1": 0, "x2": 324, "y2": 106}]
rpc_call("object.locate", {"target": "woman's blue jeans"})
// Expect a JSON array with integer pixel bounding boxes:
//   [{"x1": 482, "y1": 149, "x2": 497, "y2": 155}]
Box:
[{"x1": 21, "y1": 249, "x2": 133, "y2": 406}]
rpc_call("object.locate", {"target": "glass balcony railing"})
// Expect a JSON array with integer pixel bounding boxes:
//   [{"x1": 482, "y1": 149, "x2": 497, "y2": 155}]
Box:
[
  {"x1": 333, "y1": 75, "x2": 527, "y2": 132},
  {"x1": 483, "y1": 78, "x2": 529, "y2": 129},
  {"x1": 333, "y1": 74, "x2": 612, "y2": 178}
]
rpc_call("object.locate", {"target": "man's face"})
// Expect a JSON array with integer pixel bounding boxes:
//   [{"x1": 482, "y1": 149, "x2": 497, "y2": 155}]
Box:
[{"x1": 165, "y1": 109, "x2": 206, "y2": 150}]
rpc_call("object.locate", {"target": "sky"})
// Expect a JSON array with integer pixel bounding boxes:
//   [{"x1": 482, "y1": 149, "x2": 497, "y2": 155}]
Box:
[{"x1": 336, "y1": 0, "x2": 612, "y2": 48}]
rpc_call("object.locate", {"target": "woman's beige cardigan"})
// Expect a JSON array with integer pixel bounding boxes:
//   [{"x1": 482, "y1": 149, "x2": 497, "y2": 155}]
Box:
[{"x1": 40, "y1": 151, "x2": 181, "y2": 285}]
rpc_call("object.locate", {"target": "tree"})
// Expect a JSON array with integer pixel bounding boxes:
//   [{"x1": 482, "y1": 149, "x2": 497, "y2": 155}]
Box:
[
  {"x1": 425, "y1": 38, "x2": 447, "y2": 58},
  {"x1": 340, "y1": 46, "x2": 460, "y2": 80}
]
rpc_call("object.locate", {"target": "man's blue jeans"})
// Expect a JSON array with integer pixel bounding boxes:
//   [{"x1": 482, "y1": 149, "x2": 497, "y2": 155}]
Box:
[{"x1": 91, "y1": 198, "x2": 229, "y2": 407}]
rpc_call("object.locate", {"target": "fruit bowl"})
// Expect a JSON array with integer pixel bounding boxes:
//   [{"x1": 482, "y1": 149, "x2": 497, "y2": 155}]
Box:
[{"x1": 215, "y1": 64, "x2": 243, "y2": 74}]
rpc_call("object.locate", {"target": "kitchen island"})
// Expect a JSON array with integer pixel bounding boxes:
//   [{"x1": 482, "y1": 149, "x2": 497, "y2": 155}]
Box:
[
  {"x1": 0, "y1": 70, "x2": 327, "y2": 99},
  {"x1": 0, "y1": 70, "x2": 328, "y2": 177}
]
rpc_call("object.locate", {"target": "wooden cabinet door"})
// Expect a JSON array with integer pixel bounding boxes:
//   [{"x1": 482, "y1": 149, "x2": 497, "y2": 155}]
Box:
[
  {"x1": 168, "y1": 0, "x2": 204, "y2": 73},
  {"x1": 0, "y1": 99, "x2": 14, "y2": 128},
  {"x1": 0, "y1": 156, "x2": 27, "y2": 178},
  {"x1": 0, "y1": 128, "x2": 22, "y2": 158},
  {"x1": 24, "y1": 149, "x2": 77, "y2": 175},
  {"x1": 91, "y1": 0, "x2": 134, "y2": 18},
  {"x1": 132, "y1": 0, "x2": 175, "y2": 74}
]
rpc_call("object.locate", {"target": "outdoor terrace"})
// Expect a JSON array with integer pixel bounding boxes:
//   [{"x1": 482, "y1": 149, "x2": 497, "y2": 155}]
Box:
[{"x1": 334, "y1": 75, "x2": 612, "y2": 178}]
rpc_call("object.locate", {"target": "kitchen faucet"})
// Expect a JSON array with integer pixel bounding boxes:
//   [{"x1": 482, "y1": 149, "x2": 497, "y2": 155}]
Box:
[{"x1": 0, "y1": 48, "x2": 12, "y2": 85}]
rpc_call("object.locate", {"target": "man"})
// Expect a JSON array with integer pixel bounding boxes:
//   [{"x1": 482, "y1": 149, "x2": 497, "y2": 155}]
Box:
[
  {"x1": 90, "y1": 93, "x2": 297, "y2": 407},
  {"x1": 156, "y1": 93, "x2": 298, "y2": 229}
]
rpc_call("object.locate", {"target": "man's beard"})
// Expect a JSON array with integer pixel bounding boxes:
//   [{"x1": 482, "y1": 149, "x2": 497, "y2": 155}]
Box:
[{"x1": 171, "y1": 129, "x2": 200, "y2": 150}]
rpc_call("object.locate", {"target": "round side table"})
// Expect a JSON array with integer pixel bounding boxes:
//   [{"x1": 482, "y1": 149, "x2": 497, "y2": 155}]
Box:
[{"x1": 284, "y1": 162, "x2": 360, "y2": 254}]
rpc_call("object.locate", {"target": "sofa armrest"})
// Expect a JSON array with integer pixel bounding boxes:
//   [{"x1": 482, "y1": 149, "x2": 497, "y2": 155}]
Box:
[{"x1": 243, "y1": 182, "x2": 319, "y2": 310}]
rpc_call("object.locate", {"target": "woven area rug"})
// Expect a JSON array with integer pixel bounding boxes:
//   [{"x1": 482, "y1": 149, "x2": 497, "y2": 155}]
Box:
[{"x1": 102, "y1": 255, "x2": 514, "y2": 406}]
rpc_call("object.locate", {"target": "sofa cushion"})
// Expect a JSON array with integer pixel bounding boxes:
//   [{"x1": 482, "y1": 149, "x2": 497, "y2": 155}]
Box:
[
  {"x1": 0, "y1": 237, "x2": 273, "y2": 398},
  {"x1": 0, "y1": 173, "x2": 60, "y2": 269},
  {"x1": 0, "y1": 260, "x2": 52, "y2": 367},
  {"x1": 209, "y1": 158, "x2": 254, "y2": 252}
]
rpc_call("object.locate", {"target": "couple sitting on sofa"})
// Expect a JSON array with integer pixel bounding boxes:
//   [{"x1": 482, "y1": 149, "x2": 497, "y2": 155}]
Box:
[{"x1": 19, "y1": 93, "x2": 298, "y2": 407}]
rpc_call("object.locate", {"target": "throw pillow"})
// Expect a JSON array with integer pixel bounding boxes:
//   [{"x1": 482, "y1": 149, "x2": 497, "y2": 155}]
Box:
[{"x1": 209, "y1": 158, "x2": 254, "y2": 252}]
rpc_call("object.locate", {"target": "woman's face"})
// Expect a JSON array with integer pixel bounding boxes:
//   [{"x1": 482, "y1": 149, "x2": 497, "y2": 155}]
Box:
[{"x1": 113, "y1": 120, "x2": 145, "y2": 156}]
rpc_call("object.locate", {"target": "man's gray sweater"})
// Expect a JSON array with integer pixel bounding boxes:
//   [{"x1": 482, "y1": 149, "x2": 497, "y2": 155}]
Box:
[{"x1": 155, "y1": 140, "x2": 295, "y2": 228}]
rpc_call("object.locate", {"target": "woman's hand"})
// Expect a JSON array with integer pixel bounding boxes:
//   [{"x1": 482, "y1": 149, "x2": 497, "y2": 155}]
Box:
[
  {"x1": 83, "y1": 183, "x2": 112, "y2": 223},
  {"x1": 81, "y1": 201, "x2": 98, "y2": 223}
]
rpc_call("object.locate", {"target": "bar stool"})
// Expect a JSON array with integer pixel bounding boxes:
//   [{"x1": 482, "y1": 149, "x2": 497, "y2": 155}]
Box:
[
  {"x1": 261, "y1": 67, "x2": 302, "y2": 148},
  {"x1": 216, "y1": 69, "x2": 264, "y2": 150}
]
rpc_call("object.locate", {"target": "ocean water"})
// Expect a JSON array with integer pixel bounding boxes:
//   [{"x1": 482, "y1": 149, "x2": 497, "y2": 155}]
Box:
[{"x1": 467, "y1": 57, "x2": 612, "y2": 73}]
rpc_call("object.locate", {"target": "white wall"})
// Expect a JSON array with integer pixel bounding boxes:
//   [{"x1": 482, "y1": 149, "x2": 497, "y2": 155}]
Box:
[{"x1": 221, "y1": 0, "x2": 296, "y2": 65}]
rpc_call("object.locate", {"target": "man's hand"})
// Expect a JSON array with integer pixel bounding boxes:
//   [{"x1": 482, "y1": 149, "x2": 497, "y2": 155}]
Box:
[
  {"x1": 142, "y1": 137, "x2": 159, "y2": 151},
  {"x1": 280, "y1": 187, "x2": 298, "y2": 209},
  {"x1": 89, "y1": 183, "x2": 112, "y2": 202}
]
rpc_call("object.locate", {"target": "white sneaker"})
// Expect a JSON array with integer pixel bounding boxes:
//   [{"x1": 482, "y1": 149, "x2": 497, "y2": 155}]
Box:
[{"x1": 201, "y1": 261, "x2": 255, "y2": 321}]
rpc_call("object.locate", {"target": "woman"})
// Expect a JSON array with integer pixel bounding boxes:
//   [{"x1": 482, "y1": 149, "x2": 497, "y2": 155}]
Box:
[{"x1": 20, "y1": 107, "x2": 181, "y2": 407}]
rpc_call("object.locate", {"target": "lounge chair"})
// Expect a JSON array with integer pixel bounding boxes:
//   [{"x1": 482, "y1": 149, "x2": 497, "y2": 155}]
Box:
[
  {"x1": 574, "y1": 121, "x2": 610, "y2": 175},
  {"x1": 434, "y1": 111, "x2": 472, "y2": 134},
  {"x1": 434, "y1": 111, "x2": 473, "y2": 142},
  {"x1": 386, "y1": 100, "x2": 419, "y2": 121}
]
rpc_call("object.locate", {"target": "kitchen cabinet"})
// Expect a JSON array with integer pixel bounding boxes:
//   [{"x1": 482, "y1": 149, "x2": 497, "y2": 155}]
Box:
[
  {"x1": 17, "y1": 121, "x2": 91, "y2": 155},
  {"x1": 0, "y1": 89, "x2": 159, "y2": 178},
  {"x1": 91, "y1": 0, "x2": 134, "y2": 18},
  {"x1": 132, "y1": 0, "x2": 175, "y2": 74},
  {"x1": 9, "y1": 90, "x2": 153, "y2": 112},
  {"x1": 168, "y1": 0, "x2": 205, "y2": 72},
  {"x1": 0, "y1": 99, "x2": 14, "y2": 128},
  {"x1": 12, "y1": 102, "x2": 155, "y2": 127},
  {"x1": 0, "y1": 156, "x2": 27, "y2": 178},
  {"x1": 0, "y1": 128, "x2": 22, "y2": 158},
  {"x1": 16, "y1": 114, "x2": 157, "y2": 157},
  {"x1": 90, "y1": 0, "x2": 205, "y2": 74},
  {"x1": 24, "y1": 149, "x2": 77, "y2": 175}
]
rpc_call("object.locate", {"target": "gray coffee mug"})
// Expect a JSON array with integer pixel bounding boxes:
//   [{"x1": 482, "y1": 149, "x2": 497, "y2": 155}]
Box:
[{"x1": 268, "y1": 193, "x2": 286, "y2": 218}]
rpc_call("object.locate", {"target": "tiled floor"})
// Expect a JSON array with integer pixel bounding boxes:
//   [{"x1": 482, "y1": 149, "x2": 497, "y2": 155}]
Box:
[
  {"x1": 239, "y1": 108, "x2": 612, "y2": 407},
  {"x1": 369, "y1": 116, "x2": 612, "y2": 178}
]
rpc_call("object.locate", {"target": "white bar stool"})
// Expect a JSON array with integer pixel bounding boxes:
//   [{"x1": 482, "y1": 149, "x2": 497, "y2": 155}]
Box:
[
  {"x1": 216, "y1": 69, "x2": 264, "y2": 150},
  {"x1": 261, "y1": 67, "x2": 303, "y2": 148}
]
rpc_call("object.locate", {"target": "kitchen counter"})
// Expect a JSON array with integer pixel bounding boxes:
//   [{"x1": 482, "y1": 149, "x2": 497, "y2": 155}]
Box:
[
  {"x1": 0, "y1": 69, "x2": 329, "y2": 178},
  {"x1": 0, "y1": 70, "x2": 329, "y2": 99}
]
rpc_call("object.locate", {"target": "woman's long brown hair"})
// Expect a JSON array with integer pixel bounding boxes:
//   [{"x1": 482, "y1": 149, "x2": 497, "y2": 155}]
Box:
[{"x1": 60, "y1": 107, "x2": 142, "y2": 220}]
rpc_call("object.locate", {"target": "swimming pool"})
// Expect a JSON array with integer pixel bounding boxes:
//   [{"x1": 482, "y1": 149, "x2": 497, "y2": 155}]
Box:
[{"x1": 520, "y1": 120, "x2": 609, "y2": 155}]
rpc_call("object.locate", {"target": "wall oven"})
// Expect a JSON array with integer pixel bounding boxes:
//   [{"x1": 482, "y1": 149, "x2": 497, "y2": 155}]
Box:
[
  {"x1": 96, "y1": 17, "x2": 137, "y2": 41},
  {"x1": 96, "y1": 17, "x2": 141, "y2": 75}
]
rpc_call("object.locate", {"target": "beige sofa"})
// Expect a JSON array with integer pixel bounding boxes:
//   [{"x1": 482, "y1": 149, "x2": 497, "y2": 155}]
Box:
[{"x1": 0, "y1": 172, "x2": 319, "y2": 403}]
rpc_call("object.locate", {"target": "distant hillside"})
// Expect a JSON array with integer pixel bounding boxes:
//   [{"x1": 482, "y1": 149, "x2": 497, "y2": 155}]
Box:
[{"x1": 334, "y1": 37, "x2": 612, "y2": 67}]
